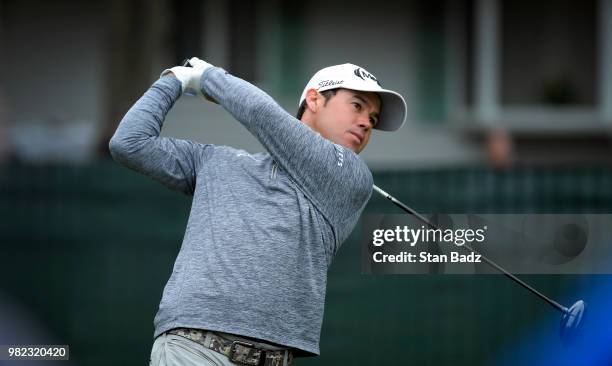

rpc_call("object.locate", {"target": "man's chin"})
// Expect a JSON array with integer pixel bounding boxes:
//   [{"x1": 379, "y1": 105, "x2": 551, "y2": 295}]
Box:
[
  {"x1": 327, "y1": 136, "x2": 362, "y2": 154},
  {"x1": 338, "y1": 140, "x2": 361, "y2": 154}
]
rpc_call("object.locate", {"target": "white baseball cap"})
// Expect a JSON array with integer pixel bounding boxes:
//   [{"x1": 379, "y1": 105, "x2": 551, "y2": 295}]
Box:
[{"x1": 298, "y1": 63, "x2": 407, "y2": 131}]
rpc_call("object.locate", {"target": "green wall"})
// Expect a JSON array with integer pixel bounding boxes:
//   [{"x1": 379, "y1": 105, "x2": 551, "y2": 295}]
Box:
[{"x1": 2, "y1": 160, "x2": 610, "y2": 365}]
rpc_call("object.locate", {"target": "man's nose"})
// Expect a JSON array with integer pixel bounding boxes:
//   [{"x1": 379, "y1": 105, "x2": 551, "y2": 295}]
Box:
[{"x1": 357, "y1": 115, "x2": 374, "y2": 130}]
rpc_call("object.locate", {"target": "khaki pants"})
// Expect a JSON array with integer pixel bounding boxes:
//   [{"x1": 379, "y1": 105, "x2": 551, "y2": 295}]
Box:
[{"x1": 149, "y1": 333, "x2": 237, "y2": 366}]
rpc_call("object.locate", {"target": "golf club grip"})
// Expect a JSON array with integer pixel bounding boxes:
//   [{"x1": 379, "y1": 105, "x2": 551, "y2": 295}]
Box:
[{"x1": 180, "y1": 59, "x2": 219, "y2": 104}]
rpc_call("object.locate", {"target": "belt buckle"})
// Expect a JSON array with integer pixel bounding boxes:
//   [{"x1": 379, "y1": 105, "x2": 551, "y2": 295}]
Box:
[{"x1": 228, "y1": 340, "x2": 262, "y2": 366}]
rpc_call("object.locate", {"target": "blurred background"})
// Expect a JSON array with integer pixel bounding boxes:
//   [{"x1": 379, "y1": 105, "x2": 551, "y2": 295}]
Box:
[{"x1": 2, "y1": 0, "x2": 612, "y2": 364}]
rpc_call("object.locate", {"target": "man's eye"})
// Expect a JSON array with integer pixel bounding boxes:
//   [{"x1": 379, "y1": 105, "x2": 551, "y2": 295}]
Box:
[
  {"x1": 352, "y1": 102, "x2": 361, "y2": 111},
  {"x1": 370, "y1": 117, "x2": 378, "y2": 126}
]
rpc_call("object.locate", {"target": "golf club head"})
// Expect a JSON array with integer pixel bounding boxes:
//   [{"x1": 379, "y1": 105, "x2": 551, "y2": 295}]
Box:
[{"x1": 560, "y1": 300, "x2": 587, "y2": 347}]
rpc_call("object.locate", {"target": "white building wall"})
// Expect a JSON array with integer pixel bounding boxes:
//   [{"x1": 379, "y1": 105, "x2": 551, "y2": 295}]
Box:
[
  {"x1": 5, "y1": 0, "x2": 602, "y2": 168},
  {"x1": 161, "y1": 0, "x2": 484, "y2": 170},
  {"x1": 3, "y1": 1, "x2": 105, "y2": 124}
]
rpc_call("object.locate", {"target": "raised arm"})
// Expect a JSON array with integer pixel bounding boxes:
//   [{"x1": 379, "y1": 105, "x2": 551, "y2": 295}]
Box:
[
  {"x1": 200, "y1": 67, "x2": 373, "y2": 232},
  {"x1": 108, "y1": 76, "x2": 212, "y2": 196}
]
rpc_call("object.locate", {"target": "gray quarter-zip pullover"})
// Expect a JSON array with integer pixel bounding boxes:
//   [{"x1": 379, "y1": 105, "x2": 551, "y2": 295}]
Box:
[{"x1": 109, "y1": 67, "x2": 373, "y2": 355}]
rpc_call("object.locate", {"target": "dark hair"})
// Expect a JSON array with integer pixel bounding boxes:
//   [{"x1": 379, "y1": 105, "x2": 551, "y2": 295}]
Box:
[{"x1": 296, "y1": 89, "x2": 339, "y2": 120}]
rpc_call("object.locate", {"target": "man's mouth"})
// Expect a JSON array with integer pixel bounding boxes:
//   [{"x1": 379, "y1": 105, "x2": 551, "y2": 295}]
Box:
[{"x1": 348, "y1": 131, "x2": 364, "y2": 145}]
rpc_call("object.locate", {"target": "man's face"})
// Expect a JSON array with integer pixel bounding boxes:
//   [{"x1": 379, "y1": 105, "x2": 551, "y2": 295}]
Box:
[{"x1": 306, "y1": 89, "x2": 381, "y2": 154}]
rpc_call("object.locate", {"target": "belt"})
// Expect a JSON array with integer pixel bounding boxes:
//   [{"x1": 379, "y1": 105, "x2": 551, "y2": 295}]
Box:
[{"x1": 167, "y1": 328, "x2": 293, "y2": 366}]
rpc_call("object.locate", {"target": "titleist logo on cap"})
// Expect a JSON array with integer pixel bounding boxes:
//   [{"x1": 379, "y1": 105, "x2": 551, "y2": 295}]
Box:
[
  {"x1": 318, "y1": 80, "x2": 344, "y2": 88},
  {"x1": 353, "y1": 68, "x2": 380, "y2": 86}
]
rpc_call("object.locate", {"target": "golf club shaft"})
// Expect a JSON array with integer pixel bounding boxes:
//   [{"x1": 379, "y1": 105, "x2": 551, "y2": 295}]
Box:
[{"x1": 372, "y1": 184, "x2": 569, "y2": 314}]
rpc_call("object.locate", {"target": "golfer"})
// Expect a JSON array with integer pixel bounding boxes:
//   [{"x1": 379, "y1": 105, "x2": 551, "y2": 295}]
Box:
[{"x1": 109, "y1": 57, "x2": 406, "y2": 366}]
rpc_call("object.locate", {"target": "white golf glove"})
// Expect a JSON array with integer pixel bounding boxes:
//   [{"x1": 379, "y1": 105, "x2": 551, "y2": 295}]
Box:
[{"x1": 160, "y1": 57, "x2": 216, "y2": 102}]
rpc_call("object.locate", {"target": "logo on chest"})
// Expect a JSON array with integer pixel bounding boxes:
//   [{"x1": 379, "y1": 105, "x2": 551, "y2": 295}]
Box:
[{"x1": 333, "y1": 144, "x2": 345, "y2": 167}]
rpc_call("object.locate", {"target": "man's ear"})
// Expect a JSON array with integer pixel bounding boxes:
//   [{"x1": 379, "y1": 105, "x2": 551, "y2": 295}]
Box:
[{"x1": 305, "y1": 89, "x2": 320, "y2": 113}]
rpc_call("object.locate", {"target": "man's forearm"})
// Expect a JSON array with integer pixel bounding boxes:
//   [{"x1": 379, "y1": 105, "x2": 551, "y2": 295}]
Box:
[
  {"x1": 108, "y1": 75, "x2": 204, "y2": 195},
  {"x1": 109, "y1": 76, "x2": 181, "y2": 160},
  {"x1": 199, "y1": 67, "x2": 325, "y2": 167}
]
